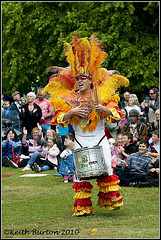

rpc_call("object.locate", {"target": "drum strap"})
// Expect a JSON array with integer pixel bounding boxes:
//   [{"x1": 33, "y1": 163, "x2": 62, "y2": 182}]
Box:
[
  {"x1": 74, "y1": 135, "x2": 106, "y2": 148},
  {"x1": 96, "y1": 135, "x2": 106, "y2": 146},
  {"x1": 74, "y1": 137, "x2": 83, "y2": 148}
]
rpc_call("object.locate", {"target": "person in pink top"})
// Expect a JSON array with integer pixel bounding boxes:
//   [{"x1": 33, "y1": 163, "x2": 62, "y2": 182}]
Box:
[
  {"x1": 111, "y1": 133, "x2": 124, "y2": 168},
  {"x1": 34, "y1": 88, "x2": 53, "y2": 135}
]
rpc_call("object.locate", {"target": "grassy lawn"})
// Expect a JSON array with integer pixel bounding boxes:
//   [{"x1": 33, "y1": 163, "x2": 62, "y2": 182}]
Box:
[{"x1": 2, "y1": 166, "x2": 159, "y2": 239}]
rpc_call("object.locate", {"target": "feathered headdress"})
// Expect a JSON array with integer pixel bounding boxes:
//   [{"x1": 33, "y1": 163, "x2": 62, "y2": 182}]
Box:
[{"x1": 43, "y1": 34, "x2": 129, "y2": 102}]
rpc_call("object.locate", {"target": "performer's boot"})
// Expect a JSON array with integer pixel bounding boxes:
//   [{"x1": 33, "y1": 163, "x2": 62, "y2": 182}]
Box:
[
  {"x1": 72, "y1": 181, "x2": 94, "y2": 216},
  {"x1": 97, "y1": 174, "x2": 123, "y2": 210}
]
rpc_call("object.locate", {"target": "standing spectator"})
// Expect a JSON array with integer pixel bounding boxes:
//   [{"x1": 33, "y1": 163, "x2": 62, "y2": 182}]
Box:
[
  {"x1": 117, "y1": 108, "x2": 130, "y2": 134},
  {"x1": 2, "y1": 129, "x2": 22, "y2": 167},
  {"x1": 57, "y1": 133, "x2": 76, "y2": 183},
  {"x1": 125, "y1": 95, "x2": 141, "y2": 117},
  {"x1": 141, "y1": 88, "x2": 159, "y2": 123},
  {"x1": 118, "y1": 91, "x2": 130, "y2": 108},
  {"x1": 121, "y1": 109, "x2": 148, "y2": 145},
  {"x1": 9, "y1": 91, "x2": 25, "y2": 135},
  {"x1": 114, "y1": 140, "x2": 152, "y2": 186},
  {"x1": 130, "y1": 94, "x2": 141, "y2": 107},
  {"x1": 19, "y1": 92, "x2": 42, "y2": 139},
  {"x1": 34, "y1": 88, "x2": 53, "y2": 135},
  {"x1": 148, "y1": 130, "x2": 159, "y2": 159},
  {"x1": 20, "y1": 97, "x2": 27, "y2": 103},
  {"x1": 2, "y1": 101, "x2": 10, "y2": 119},
  {"x1": 146, "y1": 109, "x2": 159, "y2": 141},
  {"x1": 149, "y1": 109, "x2": 159, "y2": 131}
]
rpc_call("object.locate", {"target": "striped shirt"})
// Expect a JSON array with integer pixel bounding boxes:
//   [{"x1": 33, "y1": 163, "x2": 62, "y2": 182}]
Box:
[
  {"x1": 22, "y1": 139, "x2": 42, "y2": 156},
  {"x1": 123, "y1": 152, "x2": 152, "y2": 175}
]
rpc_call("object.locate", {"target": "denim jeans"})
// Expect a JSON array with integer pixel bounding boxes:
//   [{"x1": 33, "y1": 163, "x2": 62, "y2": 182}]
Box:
[
  {"x1": 40, "y1": 123, "x2": 51, "y2": 135},
  {"x1": 40, "y1": 160, "x2": 57, "y2": 172},
  {"x1": 40, "y1": 165, "x2": 51, "y2": 172},
  {"x1": 28, "y1": 151, "x2": 42, "y2": 167}
]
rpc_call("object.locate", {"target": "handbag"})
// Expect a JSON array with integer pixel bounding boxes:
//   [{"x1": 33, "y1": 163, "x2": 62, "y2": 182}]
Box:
[{"x1": 12, "y1": 147, "x2": 20, "y2": 164}]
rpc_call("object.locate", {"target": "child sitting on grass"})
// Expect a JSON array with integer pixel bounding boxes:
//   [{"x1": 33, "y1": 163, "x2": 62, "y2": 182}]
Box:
[
  {"x1": 148, "y1": 130, "x2": 159, "y2": 159},
  {"x1": 114, "y1": 139, "x2": 153, "y2": 186},
  {"x1": 57, "y1": 133, "x2": 76, "y2": 183},
  {"x1": 111, "y1": 134, "x2": 124, "y2": 168},
  {"x1": 35, "y1": 137, "x2": 59, "y2": 172}
]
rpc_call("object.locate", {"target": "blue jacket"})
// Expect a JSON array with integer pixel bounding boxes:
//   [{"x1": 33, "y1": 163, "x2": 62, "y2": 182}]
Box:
[
  {"x1": 9, "y1": 102, "x2": 24, "y2": 128},
  {"x1": 2, "y1": 107, "x2": 10, "y2": 119},
  {"x1": 2, "y1": 139, "x2": 22, "y2": 159}
]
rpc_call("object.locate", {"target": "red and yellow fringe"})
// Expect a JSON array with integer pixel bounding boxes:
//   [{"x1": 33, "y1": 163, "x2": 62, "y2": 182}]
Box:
[
  {"x1": 72, "y1": 181, "x2": 94, "y2": 216},
  {"x1": 97, "y1": 174, "x2": 123, "y2": 211}
]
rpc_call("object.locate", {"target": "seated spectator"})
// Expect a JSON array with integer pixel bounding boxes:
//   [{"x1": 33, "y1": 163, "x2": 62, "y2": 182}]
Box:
[
  {"x1": 111, "y1": 134, "x2": 124, "y2": 168},
  {"x1": 132, "y1": 156, "x2": 159, "y2": 187},
  {"x1": 148, "y1": 130, "x2": 159, "y2": 159},
  {"x1": 35, "y1": 137, "x2": 60, "y2": 172},
  {"x1": 121, "y1": 109, "x2": 148, "y2": 145},
  {"x1": 7, "y1": 127, "x2": 43, "y2": 168},
  {"x1": 20, "y1": 127, "x2": 62, "y2": 172},
  {"x1": 34, "y1": 88, "x2": 53, "y2": 135},
  {"x1": 141, "y1": 88, "x2": 159, "y2": 123},
  {"x1": 117, "y1": 108, "x2": 130, "y2": 134},
  {"x1": 2, "y1": 101, "x2": 10, "y2": 119},
  {"x1": 57, "y1": 133, "x2": 76, "y2": 183},
  {"x1": 114, "y1": 140, "x2": 153, "y2": 186},
  {"x1": 2, "y1": 129, "x2": 22, "y2": 167},
  {"x1": 9, "y1": 91, "x2": 25, "y2": 136},
  {"x1": 117, "y1": 132, "x2": 137, "y2": 160},
  {"x1": 19, "y1": 92, "x2": 42, "y2": 139},
  {"x1": 118, "y1": 91, "x2": 130, "y2": 109},
  {"x1": 125, "y1": 95, "x2": 141, "y2": 117},
  {"x1": 109, "y1": 138, "x2": 116, "y2": 151}
]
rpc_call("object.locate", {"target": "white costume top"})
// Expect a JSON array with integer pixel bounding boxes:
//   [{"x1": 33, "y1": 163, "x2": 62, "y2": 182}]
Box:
[{"x1": 73, "y1": 119, "x2": 112, "y2": 175}]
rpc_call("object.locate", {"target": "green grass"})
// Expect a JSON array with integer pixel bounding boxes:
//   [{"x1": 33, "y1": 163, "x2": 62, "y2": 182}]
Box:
[{"x1": 2, "y1": 167, "x2": 159, "y2": 239}]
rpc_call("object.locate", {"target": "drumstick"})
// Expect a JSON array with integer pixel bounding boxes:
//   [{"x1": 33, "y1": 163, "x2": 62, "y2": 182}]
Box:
[
  {"x1": 94, "y1": 84, "x2": 98, "y2": 105},
  {"x1": 94, "y1": 84, "x2": 100, "y2": 119}
]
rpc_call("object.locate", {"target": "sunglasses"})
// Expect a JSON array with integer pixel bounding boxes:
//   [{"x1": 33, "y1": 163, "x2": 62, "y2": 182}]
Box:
[{"x1": 149, "y1": 93, "x2": 155, "y2": 95}]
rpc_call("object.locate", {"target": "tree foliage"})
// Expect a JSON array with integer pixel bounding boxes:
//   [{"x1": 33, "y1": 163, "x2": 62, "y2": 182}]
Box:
[{"x1": 2, "y1": 2, "x2": 159, "y2": 97}]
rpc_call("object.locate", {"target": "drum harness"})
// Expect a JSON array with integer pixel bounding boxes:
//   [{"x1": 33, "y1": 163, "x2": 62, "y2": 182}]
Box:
[{"x1": 74, "y1": 135, "x2": 106, "y2": 148}]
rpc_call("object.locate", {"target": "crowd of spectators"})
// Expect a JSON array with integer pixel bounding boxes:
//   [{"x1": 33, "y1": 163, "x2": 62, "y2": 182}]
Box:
[{"x1": 2, "y1": 87, "x2": 159, "y2": 187}]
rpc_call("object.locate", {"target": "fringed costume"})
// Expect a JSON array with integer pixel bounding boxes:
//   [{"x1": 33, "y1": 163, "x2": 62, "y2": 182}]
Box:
[{"x1": 43, "y1": 34, "x2": 129, "y2": 216}]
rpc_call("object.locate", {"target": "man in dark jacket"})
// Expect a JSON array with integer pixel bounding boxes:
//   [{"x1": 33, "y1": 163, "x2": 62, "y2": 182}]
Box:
[
  {"x1": 9, "y1": 91, "x2": 25, "y2": 137},
  {"x1": 141, "y1": 88, "x2": 159, "y2": 123},
  {"x1": 121, "y1": 109, "x2": 148, "y2": 145}
]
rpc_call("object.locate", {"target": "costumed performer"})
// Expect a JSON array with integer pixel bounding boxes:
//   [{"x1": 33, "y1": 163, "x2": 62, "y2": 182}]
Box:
[{"x1": 42, "y1": 34, "x2": 129, "y2": 216}]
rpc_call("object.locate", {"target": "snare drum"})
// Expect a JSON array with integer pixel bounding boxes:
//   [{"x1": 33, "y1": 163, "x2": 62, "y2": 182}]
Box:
[{"x1": 73, "y1": 146, "x2": 108, "y2": 180}]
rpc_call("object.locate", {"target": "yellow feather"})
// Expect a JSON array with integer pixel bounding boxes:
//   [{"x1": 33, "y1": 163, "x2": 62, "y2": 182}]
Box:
[{"x1": 97, "y1": 74, "x2": 129, "y2": 102}]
